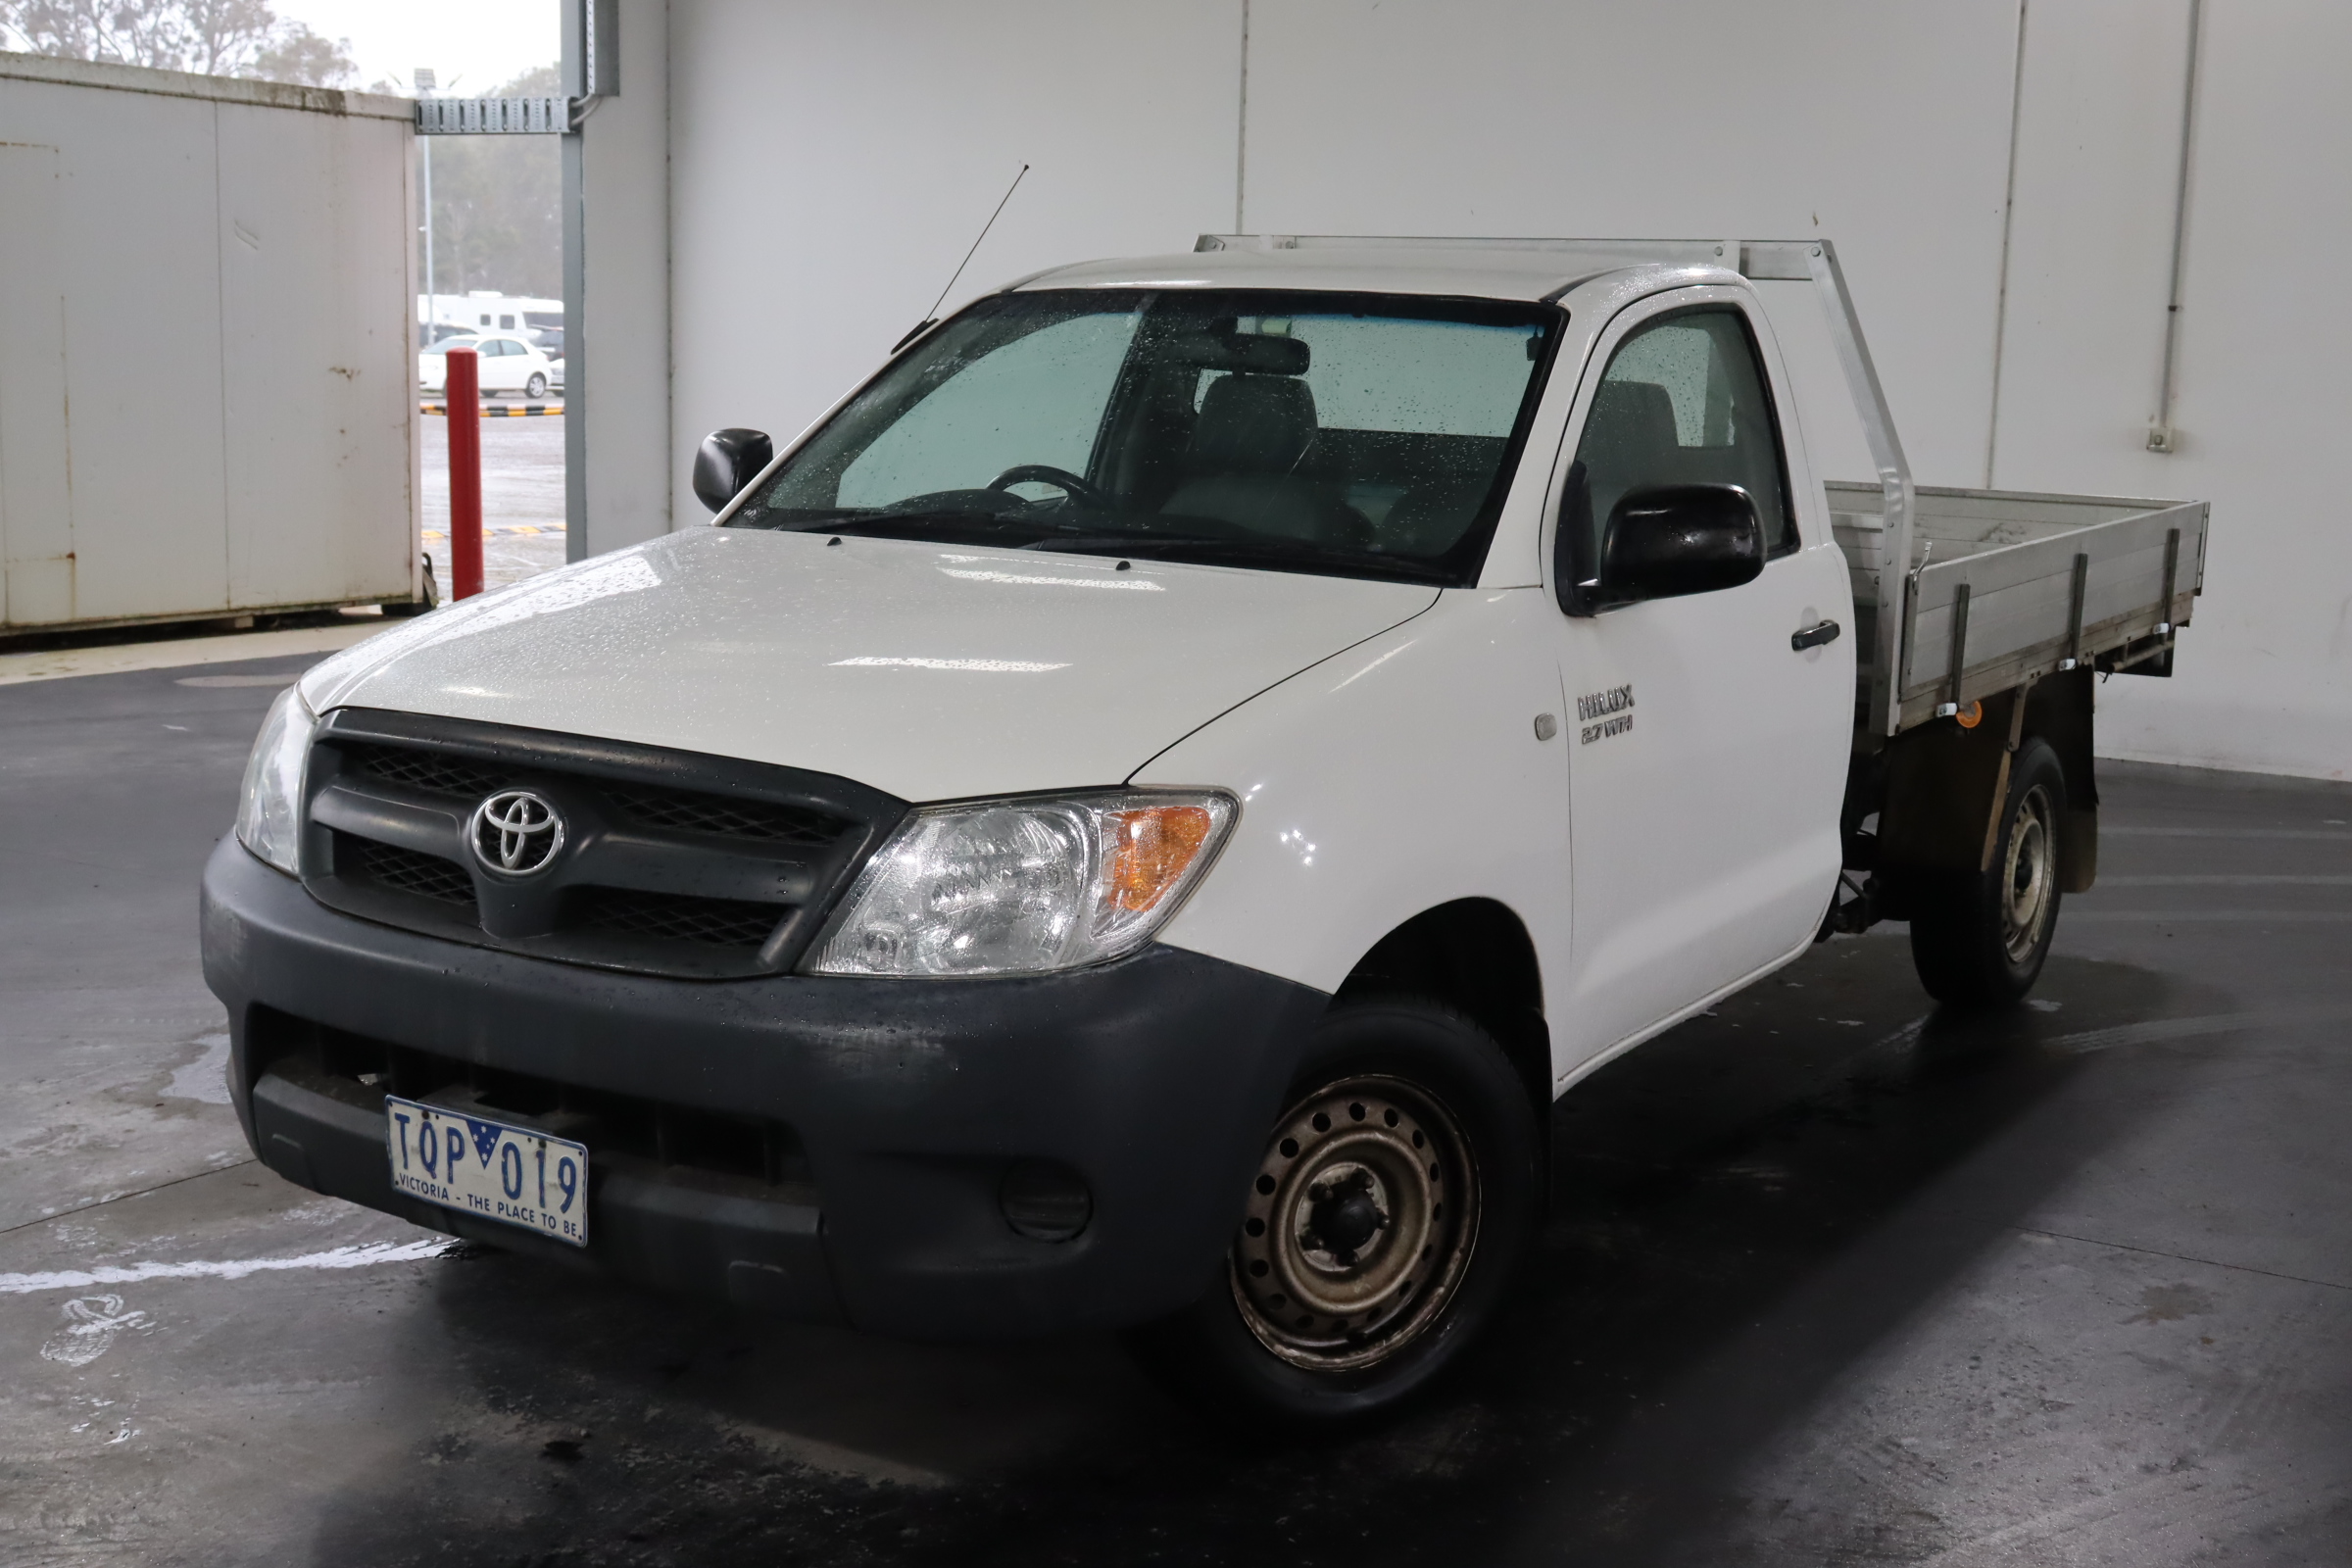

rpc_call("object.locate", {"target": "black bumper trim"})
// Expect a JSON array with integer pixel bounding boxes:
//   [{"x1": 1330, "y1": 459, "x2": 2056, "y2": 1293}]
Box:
[{"x1": 203, "y1": 836, "x2": 1326, "y2": 1339}]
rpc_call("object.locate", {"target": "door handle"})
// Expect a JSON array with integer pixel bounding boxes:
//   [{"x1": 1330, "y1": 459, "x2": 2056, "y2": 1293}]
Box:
[{"x1": 1790, "y1": 618, "x2": 1840, "y2": 652}]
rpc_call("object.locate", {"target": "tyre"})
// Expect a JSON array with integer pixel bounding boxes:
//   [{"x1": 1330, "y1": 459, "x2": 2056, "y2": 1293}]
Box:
[
  {"x1": 1907, "y1": 736, "x2": 2065, "y2": 1008},
  {"x1": 525, "y1": 372, "x2": 548, "y2": 399},
  {"x1": 1125, "y1": 998, "x2": 1541, "y2": 1427}
]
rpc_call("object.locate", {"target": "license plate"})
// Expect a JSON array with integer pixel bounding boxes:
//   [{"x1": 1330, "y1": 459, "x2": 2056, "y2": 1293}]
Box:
[{"x1": 384, "y1": 1095, "x2": 589, "y2": 1247}]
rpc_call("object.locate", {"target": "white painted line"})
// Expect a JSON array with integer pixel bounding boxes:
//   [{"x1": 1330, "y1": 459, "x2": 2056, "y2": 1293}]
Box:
[
  {"x1": 0, "y1": 621, "x2": 390, "y2": 686},
  {"x1": 2104, "y1": 826, "x2": 2352, "y2": 841},
  {"x1": 0, "y1": 1239, "x2": 455, "y2": 1295},
  {"x1": 2097, "y1": 874, "x2": 2352, "y2": 885},
  {"x1": 2050, "y1": 1006, "x2": 2352, "y2": 1054},
  {"x1": 2066, "y1": 910, "x2": 2352, "y2": 923}
]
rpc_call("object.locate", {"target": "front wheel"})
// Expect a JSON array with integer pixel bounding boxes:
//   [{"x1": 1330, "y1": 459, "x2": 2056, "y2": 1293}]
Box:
[
  {"x1": 525, "y1": 372, "x2": 548, "y2": 399},
  {"x1": 1125, "y1": 999, "x2": 1541, "y2": 1427},
  {"x1": 1907, "y1": 736, "x2": 2066, "y2": 1008}
]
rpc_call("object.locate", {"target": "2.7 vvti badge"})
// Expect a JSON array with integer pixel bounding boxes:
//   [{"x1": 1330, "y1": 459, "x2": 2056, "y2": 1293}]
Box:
[{"x1": 203, "y1": 234, "x2": 2208, "y2": 1426}]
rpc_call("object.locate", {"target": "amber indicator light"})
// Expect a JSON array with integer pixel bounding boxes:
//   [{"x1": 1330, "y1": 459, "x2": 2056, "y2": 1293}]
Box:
[{"x1": 1104, "y1": 806, "x2": 1216, "y2": 912}]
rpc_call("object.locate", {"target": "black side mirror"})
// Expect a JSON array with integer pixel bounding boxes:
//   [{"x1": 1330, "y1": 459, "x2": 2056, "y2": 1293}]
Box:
[
  {"x1": 693, "y1": 427, "x2": 773, "y2": 514},
  {"x1": 1596, "y1": 484, "x2": 1764, "y2": 604}
]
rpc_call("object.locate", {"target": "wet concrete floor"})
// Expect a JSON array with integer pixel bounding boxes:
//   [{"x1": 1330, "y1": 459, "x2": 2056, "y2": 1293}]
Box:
[
  {"x1": 420, "y1": 412, "x2": 568, "y2": 593},
  {"x1": 2, "y1": 654, "x2": 2348, "y2": 1565}
]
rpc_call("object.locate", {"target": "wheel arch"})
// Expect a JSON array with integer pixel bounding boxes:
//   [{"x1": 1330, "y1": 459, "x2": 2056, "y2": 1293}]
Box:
[{"x1": 1330, "y1": 897, "x2": 1551, "y2": 1115}]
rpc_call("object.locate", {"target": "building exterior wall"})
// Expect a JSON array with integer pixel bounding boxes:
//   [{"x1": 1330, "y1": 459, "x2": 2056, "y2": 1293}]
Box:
[
  {"x1": 570, "y1": 0, "x2": 673, "y2": 561},
  {"x1": 659, "y1": 1, "x2": 2351, "y2": 781},
  {"x1": 0, "y1": 53, "x2": 417, "y2": 630}
]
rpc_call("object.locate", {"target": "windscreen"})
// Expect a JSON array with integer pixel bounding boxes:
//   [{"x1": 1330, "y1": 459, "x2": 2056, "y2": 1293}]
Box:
[{"x1": 730, "y1": 289, "x2": 1561, "y2": 586}]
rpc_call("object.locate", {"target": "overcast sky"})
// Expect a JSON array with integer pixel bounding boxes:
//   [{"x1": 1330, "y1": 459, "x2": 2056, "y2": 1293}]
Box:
[{"x1": 270, "y1": 0, "x2": 559, "y2": 95}]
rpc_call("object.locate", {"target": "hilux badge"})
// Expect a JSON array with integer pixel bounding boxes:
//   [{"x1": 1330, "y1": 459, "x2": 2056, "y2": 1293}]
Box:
[{"x1": 469, "y1": 790, "x2": 566, "y2": 876}]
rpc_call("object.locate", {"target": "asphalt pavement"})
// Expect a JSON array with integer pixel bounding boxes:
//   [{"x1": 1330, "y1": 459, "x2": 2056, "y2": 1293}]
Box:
[
  {"x1": 420, "y1": 410, "x2": 568, "y2": 593},
  {"x1": 2, "y1": 656, "x2": 2347, "y2": 1566}
]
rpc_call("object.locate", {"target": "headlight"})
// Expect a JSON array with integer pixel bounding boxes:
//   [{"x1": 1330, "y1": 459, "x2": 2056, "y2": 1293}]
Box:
[
  {"x1": 809, "y1": 791, "x2": 1236, "y2": 977},
  {"x1": 234, "y1": 685, "x2": 318, "y2": 874}
]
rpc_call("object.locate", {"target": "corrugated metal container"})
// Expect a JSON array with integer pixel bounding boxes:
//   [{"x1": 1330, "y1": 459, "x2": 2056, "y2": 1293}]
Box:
[{"x1": 0, "y1": 52, "x2": 418, "y2": 632}]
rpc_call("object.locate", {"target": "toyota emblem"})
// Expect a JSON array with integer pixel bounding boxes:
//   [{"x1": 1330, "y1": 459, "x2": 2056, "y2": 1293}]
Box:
[{"x1": 469, "y1": 789, "x2": 566, "y2": 877}]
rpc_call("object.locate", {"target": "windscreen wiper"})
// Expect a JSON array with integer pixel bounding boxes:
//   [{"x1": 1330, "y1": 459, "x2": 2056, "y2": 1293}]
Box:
[{"x1": 1040, "y1": 534, "x2": 1456, "y2": 585}]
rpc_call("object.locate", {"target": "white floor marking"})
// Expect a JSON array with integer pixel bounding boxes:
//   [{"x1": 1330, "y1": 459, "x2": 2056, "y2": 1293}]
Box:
[
  {"x1": 2097, "y1": 874, "x2": 2352, "y2": 886},
  {"x1": 1, "y1": 1239, "x2": 454, "y2": 1296},
  {"x1": 2067, "y1": 910, "x2": 2352, "y2": 923},
  {"x1": 2050, "y1": 1006, "x2": 2352, "y2": 1054},
  {"x1": 0, "y1": 621, "x2": 385, "y2": 686},
  {"x1": 40, "y1": 1295, "x2": 152, "y2": 1367},
  {"x1": 2103, "y1": 826, "x2": 2352, "y2": 841},
  {"x1": 163, "y1": 1034, "x2": 232, "y2": 1104}
]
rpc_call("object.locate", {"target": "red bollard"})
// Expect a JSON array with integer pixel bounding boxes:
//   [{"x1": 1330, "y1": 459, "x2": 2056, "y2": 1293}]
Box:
[{"x1": 446, "y1": 347, "x2": 483, "y2": 600}]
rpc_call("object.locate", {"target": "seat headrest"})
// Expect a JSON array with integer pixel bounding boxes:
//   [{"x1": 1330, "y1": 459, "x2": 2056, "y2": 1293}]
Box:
[
  {"x1": 1191, "y1": 374, "x2": 1317, "y2": 475},
  {"x1": 1583, "y1": 380, "x2": 1681, "y2": 473}
]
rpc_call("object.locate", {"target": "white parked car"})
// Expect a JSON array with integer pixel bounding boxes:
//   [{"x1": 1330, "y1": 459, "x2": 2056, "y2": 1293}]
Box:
[
  {"x1": 417, "y1": 333, "x2": 558, "y2": 400},
  {"x1": 215, "y1": 235, "x2": 2207, "y2": 1425}
]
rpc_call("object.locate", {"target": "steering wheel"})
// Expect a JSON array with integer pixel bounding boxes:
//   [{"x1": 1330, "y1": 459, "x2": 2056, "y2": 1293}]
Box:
[{"x1": 988, "y1": 465, "x2": 1110, "y2": 511}]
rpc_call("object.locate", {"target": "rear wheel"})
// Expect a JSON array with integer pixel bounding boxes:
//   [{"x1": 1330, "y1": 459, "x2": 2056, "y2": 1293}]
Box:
[
  {"x1": 1125, "y1": 998, "x2": 1540, "y2": 1427},
  {"x1": 525, "y1": 372, "x2": 548, "y2": 399},
  {"x1": 1907, "y1": 737, "x2": 2065, "y2": 1008}
]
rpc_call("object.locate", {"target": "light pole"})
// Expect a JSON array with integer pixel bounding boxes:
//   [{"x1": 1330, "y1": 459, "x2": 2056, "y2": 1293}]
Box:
[{"x1": 415, "y1": 68, "x2": 436, "y2": 344}]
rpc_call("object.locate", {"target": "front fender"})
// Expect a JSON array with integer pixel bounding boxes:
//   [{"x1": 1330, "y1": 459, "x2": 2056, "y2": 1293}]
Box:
[{"x1": 1137, "y1": 587, "x2": 1571, "y2": 1037}]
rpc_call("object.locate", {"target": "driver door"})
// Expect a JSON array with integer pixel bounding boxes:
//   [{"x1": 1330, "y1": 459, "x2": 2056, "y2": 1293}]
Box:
[{"x1": 1549, "y1": 289, "x2": 1853, "y2": 1066}]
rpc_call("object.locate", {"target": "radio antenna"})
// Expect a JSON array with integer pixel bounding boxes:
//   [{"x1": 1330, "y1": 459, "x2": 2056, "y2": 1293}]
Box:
[{"x1": 894, "y1": 164, "x2": 1029, "y2": 353}]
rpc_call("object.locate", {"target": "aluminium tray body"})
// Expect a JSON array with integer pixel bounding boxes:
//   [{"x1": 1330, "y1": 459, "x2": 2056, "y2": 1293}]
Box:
[{"x1": 1829, "y1": 481, "x2": 2208, "y2": 734}]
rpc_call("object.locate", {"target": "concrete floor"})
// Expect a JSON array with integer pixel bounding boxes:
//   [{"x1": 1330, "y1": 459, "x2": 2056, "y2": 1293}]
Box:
[
  {"x1": 419, "y1": 412, "x2": 568, "y2": 593},
  {"x1": 3, "y1": 656, "x2": 2348, "y2": 1566}
]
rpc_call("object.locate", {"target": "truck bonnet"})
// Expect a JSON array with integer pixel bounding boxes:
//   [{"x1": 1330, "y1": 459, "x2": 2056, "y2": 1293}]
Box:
[{"x1": 299, "y1": 527, "x2": 1439, "y2": 803}]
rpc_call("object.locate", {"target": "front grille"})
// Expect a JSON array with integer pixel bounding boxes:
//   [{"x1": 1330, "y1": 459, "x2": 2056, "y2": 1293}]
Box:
[
  {"x1": 576, "y1": 887, "x2": 783, "y2": 949},
  {"x1": 351, "y1": 837, "x2": 477, "y2": 910},
  {"x1": 302, "y1": 710, "x2": 905, "y2": 979},
  {"x1": 347, "y1": 744, "x2": 511, "y2": 800},
  {"x1": 350, "y1": 742, "x2": 845, "y2": 849},
  {"x1": 605, "y1": 784, "x2": 846, "y2": 846},
  {"x1": 254, "y1": 1008, "x2": 814, "y2": 1192}
]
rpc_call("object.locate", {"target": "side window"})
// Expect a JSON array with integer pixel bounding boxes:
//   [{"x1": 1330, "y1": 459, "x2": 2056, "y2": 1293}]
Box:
[{"x1": 1569, "y1": 307, "x2": 1795, "y2": 565}]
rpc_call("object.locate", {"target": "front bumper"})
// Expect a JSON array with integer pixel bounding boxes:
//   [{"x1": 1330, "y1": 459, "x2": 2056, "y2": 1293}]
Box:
[{"x1": 200, "y1": 837, "x2": 1325, "y2": 1339}]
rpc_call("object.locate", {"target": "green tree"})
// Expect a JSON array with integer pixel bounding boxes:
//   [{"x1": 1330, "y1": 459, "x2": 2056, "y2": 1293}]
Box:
[
  {"x1": 421, "y1": 65, "x2": 562, "y2": 302},
  {"x1": 0, "y1": 0, "x2": 357, "y2": 86}
]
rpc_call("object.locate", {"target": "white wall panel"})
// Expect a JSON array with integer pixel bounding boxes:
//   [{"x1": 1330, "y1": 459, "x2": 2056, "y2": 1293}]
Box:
[
  {"x1": 575, "y1": 0, "x2": 674, "y2": 558},
  {"x1": 13, "y1": 77, "x2": 231, "y2": 622},
  {"x1": 1240, "y1": 0, "x2": 2024, "y2": 489},
  {"x1": 216, "y1": 102, "x2": 417, "y2": 608},
  {"x1": 1992, "y1": 1, "x2": 2352, "y2": 781},
  {"x1": 0, "y1": 141, "x2": 75, "y2": 624},
  {"x1": 665, "y1": 0, "x2": 1243, "y2": 527},
  {"x1": 0, "y1": 56, "x2": 415, "y2": 631}
]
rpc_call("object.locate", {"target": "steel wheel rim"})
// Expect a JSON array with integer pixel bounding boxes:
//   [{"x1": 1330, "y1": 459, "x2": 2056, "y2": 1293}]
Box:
[
  {"x1": 1228, "y1": 1074, "x2": 1480, "y2": 1371},
  {"x1": 2001, "y1": 782, "x2": 2057, "y2": 963}
]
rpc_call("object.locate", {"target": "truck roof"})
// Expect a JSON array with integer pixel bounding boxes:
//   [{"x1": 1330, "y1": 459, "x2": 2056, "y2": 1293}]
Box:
[{"x1": 1013, "y1": 235, "x2": 1767, "y2": 305}]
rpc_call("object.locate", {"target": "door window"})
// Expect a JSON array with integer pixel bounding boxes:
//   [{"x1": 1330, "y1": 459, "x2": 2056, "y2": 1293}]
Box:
[{"x1": 1567, "y1": 307, "x2": 1794, "y2": 571}]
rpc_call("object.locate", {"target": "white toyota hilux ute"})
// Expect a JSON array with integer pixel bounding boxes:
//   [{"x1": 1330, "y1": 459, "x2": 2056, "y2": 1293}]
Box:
[{"x1": 204, "y1": 236, "x2": 2210, "y2": 1423}]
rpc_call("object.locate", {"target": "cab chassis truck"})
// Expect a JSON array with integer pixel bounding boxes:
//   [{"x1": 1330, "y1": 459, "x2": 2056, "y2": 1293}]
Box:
[{"x1": 204, "y1": 234, "x2": 2208, "y2": 1425}]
